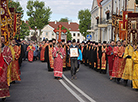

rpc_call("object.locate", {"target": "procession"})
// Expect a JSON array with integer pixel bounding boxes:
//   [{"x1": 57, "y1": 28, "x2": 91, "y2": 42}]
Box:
[{"x1": 0, "y1": 0, "x2": 138, "y2": 102}]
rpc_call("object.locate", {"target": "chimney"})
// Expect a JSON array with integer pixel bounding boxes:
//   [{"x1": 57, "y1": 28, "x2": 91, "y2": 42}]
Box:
[{"x1": 55, "y1": 21, "x2": 57, "y2": 24}]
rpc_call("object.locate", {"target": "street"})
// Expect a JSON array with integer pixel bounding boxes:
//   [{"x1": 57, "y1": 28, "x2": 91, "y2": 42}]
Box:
[{"x1": 5, "y1": 61, "x2": 138, "y2": 102}]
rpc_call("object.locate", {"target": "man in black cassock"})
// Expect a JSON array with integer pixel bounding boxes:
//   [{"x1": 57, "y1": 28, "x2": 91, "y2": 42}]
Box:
[
  {"x1": 45, "y1": 40, "x2": 54, "y2": 71},
  {"x1": 84, "y1": 41, "x2": 90, "y2": 66},
  {"x1": 61, "y1": 39, "x2": 67, "y2": 70}
]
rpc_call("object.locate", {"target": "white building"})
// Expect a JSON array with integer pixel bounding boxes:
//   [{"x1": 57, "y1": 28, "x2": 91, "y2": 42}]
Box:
[{"x1": 90, "y1": 0, "x2": 137, "y2": 43}]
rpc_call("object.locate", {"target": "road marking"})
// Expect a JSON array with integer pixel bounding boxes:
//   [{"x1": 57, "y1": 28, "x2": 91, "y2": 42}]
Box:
[
  {"x1": 59, "y1": 79, "x2": 85, "y2": 102},
  {"x1": 63, "y1": 74, "x2": 96, "y2": 102}
]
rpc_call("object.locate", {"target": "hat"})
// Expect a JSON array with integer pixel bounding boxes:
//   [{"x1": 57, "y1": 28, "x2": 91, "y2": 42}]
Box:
[
  {"x1": 95, "y1": 42, "x2": 98, "y2": 45},
  {"x1": 92, "y1": 41, "x2": 95, "y2": 44},
  {"x1": 61, "y1": 39, "x2": 65, "y2": 42},
  {"x1": 49, "y1": 40, "x2": 52, "y2": 43},
  {"x1": 72, "y1": 39, "x2": 76, "y2": 43},
  {"x1": 82, "y1": 41, "x2": 84, "y2": 43},
  {"x1": 52, "y1": 39, "x2": 56, "y2": 41},
  {"x1": 103, "y1": 41, "x2": 107, "y2": 44},
  {"x1": 98, "y1": 41, "x2": 101, "y2": 43},
  {"x1": 67, "y1": 40, "x2": 71, "y2": 43}
]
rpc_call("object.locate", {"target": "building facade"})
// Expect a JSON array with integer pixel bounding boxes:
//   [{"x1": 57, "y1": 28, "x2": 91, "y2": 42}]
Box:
[{"x1": 90, "y1": 0, "x2": 137, "y2": 43}]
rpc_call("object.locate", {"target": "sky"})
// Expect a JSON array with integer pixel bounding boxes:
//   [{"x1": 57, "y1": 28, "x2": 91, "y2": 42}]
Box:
[{"x1": 17, "y1": 0, "x2": 93, "y2": 23}]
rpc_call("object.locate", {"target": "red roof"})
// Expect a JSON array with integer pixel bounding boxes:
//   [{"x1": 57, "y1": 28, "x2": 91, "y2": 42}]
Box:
[
  {"x1": 97, "y1": 0, "x2": 103, "y2": 7},
  {"x1": 48, "y1": 22, "x2": 79, "y2": 32}
]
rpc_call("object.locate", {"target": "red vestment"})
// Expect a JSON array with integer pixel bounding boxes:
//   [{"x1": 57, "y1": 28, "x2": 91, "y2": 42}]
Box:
[
  {"x1": 106, "y1": 46, "x2": 114, "y2": 76},
  {"x1": 27, "y1": 45, "x2": 35, "y2": 62},
  {"x1": 0, "y1": 46, "x2": 12, "y2": 98},
  {"x1": 101, "y1": 46, "x2": 107, "y2": 70},
  {"x1": 11, "y1": 45, "x2": 21, "y2": 82},
  {"x1": 112, "y1": 46, "x2": 125, "y2": 78},
  {"x1": 40, "y1": 44, "x2": 48, "y2": 61},
  {"x1": 97, "y1": 47, "x2": 100, "y2": 70},
  {"x1": 53, "y1": 47, "x2": 65, "y2": 78}
]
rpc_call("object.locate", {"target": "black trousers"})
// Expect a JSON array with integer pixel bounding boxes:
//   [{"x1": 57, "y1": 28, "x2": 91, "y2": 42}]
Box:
[{"x1": 71, "y1": 59, "x2": 78, "y2": 76}]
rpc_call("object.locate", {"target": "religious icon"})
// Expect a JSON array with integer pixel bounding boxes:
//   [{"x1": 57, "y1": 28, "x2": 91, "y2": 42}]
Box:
[
  {"x1": 131, "y1": 21, "x2": 136, "y2": 29},
  {"x1": 70, "y1": 48, "x2": 79, "y2": 57}
]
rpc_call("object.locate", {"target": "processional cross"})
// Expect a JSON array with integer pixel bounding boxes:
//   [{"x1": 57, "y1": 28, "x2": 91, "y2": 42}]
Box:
[{"x1": 54, "y1": 24, "x2": 67, "y2": 42}]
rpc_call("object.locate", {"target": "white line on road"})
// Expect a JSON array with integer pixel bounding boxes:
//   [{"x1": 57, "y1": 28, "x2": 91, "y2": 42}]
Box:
[
  {"x1": 63, "y1": 74, "x2": 96, "y2": 102},
  {"x1": 59, "y1": 79, "x2": 85, "y2": 102}
]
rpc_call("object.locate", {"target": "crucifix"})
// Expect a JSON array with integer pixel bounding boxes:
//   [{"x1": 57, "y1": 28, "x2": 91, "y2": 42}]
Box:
[{"x1": 54, "y1": 24, "x2": 67, "y2": 42}]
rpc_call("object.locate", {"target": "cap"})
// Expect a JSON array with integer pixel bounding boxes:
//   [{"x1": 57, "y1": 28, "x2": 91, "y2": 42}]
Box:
[
  {"x1": 103, "y1": 41, "x2": 107, "y2": 44},
  {"x1": 61, "y1": 39, "x2": 65, "y2": 42},
  {"x1": 67, "y1": 40, "x2": 71, "y2": 43},
  {"x1": 72, "y1": 39, "x2": 76, "y2": 43}
]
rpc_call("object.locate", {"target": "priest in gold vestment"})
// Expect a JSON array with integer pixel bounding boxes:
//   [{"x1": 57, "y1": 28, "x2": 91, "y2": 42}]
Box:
[
  {"x1": 7, "y1": 42, "x2": 15, "y2": 86},
  {"x1": 122, "y1": 44, "x2": 134, "y2": 86},
  {"x1": 132, "y1": 45, "x2": 138, "y2": 89}
]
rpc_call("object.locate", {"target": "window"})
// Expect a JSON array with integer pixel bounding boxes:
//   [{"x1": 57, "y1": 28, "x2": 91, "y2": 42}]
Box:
[
  {"x1": 77, "y1": 39, "x2": 80, "y2": 42},
  {"x1": 107, "y1": 13, "x2": 110, "y2": 20},
  {"x1": 52, "y1": 33, "x2": 54, "y2": 36},
  {"x1": 31, "y1": 32, "x2": 34, "y2": 35},
  {"x1": 46, "y1": 32, "x2": 48, "y2": 36},
  {"x1": 73, "y1": 33, "x2": 76, "y2": 36},
  {"x1": 78, "y1": 33, "x2": 80, "y2": 37},
  {"x1": 97, "y1": 19, "x2": 99, "y2": 24}
]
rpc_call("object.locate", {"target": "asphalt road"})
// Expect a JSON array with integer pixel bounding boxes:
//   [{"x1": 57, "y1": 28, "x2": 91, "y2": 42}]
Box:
[{"x1": 4, "y1": 61, "x2": 138, "y2": 102}]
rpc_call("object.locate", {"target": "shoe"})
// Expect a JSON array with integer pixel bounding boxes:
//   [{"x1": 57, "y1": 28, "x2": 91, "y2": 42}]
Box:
[
  {"x1": 74, "y1": 75, "x2": 77, "y2": 80},
  {"x1": 71, "y1": 76, "x2": 74, "y2": 80},
  {"x1": 76, "y1": 68, "x2": 79, "y2": 73},
  {"x1": 2, "y1": 98, "x2": 6, "y2": 101}
]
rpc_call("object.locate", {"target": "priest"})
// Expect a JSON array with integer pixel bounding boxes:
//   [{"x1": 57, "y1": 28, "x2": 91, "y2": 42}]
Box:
[
  {"x1": 11, "y1": 39, "x2": 21, "y2": 83},
  {"x1": 45, "y1": 40, "x2": 54, "y2": 71},
  {"x1": 0, "y1": 36, "x2": 12, "y2": 101},
  {"x1": 53, "y1": 42, "x2": 65, "y2": 79},
  {"x1": 106, "y1": 40, "x2": 114, "y2": 78},
  {"x1": 61, "y1": 39, "x2": 67, "y2": 69},
  {"x1": 66, "y1": 40, "x2": 71, "y2": 69},
  {"x1": 100, "y1": 41, "x2": 107, "y2": 74},
  {"x1": 122, "y1": 43, "x2": 134, "y2": 86},
  {"x1": 27, "y1": 42, "x2": 35, "y2": 62}
]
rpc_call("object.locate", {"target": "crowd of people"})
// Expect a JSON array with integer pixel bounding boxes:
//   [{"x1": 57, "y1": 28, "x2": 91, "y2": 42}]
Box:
[{"x1": 0, "y1": 35, "x2": 138, "y2": 101}]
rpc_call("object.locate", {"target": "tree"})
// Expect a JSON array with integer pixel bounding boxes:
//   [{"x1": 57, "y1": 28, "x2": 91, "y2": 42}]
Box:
[
  {"x1": 78, "y1": 9, "x2": 91, "y2": 38},
  {"x1": 27, "y1": 0, "x2": 52, "y2": 41},
  {"x1": 59, "y1": 17, "x2": 69, "y2": 22},
  {"x1": 20, "y1": 21, "x2": 30, "y2": 40},
  {"x1": 8, "y1": 0, "x2": 24, "y2": 18}
]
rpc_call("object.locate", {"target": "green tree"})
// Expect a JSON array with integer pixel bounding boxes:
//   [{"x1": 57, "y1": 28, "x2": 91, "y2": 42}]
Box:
[
  {"x1": 27, "y1": 0, "x2": 52, "y2": 41},
  {"x1": 59, "y1": 17, "x2": 69, "y2": 22},
  {"x1": 78, "y1": 9, "x2": 91, "y2": 38},
  {"x1": 20, "y1": 21, "x2": 30, "y2": 39},
  {"x1": 8, "y1": 0, "x2": 24, "y2": 18}
]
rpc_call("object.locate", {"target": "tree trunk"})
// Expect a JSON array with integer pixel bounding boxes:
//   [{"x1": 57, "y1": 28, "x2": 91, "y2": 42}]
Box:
[{"x1": 38, "y1": 29, "x2": 42, "y2": 41}]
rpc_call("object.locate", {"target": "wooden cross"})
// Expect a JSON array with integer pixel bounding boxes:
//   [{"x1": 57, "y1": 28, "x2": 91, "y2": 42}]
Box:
[{"x1": 54, "y1": 24, "x2": 67, "y2": 43}]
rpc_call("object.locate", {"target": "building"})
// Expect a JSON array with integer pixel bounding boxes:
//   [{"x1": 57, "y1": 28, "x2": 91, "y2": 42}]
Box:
[
  {"x1": 90, "y1": 0, "x2": 137, "y2": 43},
  {"x1": 41, "y1": 21, "x2": 85, "y2": 42}
]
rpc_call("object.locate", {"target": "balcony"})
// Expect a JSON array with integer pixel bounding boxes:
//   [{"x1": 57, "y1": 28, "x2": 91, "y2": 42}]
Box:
[
  {"x1": 97, "y1": 18, "x2": 108, "y2": 28},
  {"x1": 87, "y1": 23, "x2": 95, "y2": 33}
]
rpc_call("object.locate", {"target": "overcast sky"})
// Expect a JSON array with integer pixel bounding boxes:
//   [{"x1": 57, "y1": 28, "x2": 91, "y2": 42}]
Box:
[{"x1": 18, "y1": 0, "x2": 93, "y2": 23}]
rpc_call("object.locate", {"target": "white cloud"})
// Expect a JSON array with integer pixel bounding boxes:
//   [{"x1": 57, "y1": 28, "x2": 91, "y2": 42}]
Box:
[{"x1": 17, "y1": 0, "x2": 93, "y2": 22}]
